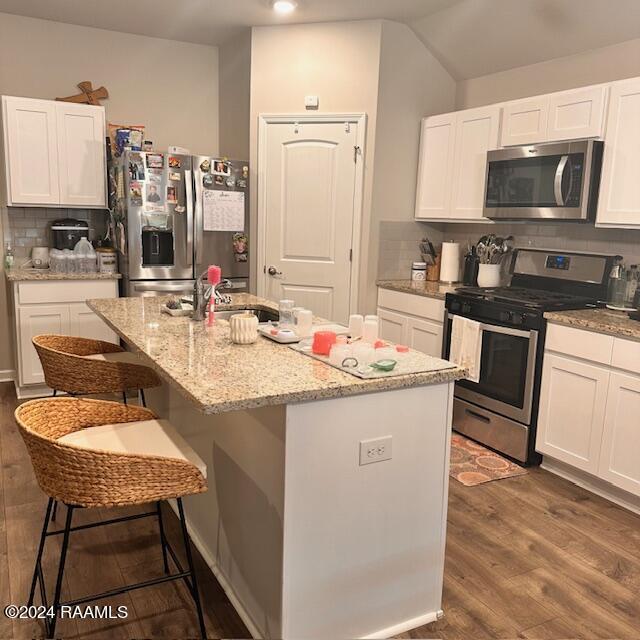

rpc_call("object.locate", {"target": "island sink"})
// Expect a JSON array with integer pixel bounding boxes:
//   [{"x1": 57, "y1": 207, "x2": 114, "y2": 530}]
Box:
[
  {"x1": 213, "y1": 306, "x2": 279, "y2": 322},
  {"x1": 88, "y1": 293, "x2": 465, "y2": 639}
]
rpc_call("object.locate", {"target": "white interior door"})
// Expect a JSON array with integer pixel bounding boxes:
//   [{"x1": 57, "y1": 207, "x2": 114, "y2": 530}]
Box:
[{"x1": 261, "y1": 120, "x2": 360, "y2": 324}]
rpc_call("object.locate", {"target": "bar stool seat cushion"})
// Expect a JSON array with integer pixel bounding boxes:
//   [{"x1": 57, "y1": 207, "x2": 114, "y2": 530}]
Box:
[
  {"x1": 58, "y1": 419, "x2": 207, "y2": 479},
  {"x1": 84, "y1": 351, "x2": 144, "y2": 364}
]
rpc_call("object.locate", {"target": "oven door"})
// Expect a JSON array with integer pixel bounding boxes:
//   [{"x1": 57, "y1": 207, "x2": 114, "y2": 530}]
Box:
[
  {"x1": 445, "y1": 315, "x2": 538, "y2": 424},
  {"x1": 484, "y1": 140, "x2": 599, "y2": 220}
]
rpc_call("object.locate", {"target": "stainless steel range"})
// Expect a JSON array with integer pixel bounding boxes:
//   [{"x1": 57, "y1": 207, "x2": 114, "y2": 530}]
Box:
[{"x1": 442, "y1": 248, "x2": 615, "y2": 465}]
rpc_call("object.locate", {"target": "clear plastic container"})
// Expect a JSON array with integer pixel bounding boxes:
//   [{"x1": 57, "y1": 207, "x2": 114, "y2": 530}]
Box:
[
  {"x1": 73, "y1": 237, "x2": 97, "y2": 273},
  {"x1": 63, "y1": 249, "x2": 76, "y2": 274},
  {"x1": 278, "y1": 299, "x2": 295, "y2": 328}
]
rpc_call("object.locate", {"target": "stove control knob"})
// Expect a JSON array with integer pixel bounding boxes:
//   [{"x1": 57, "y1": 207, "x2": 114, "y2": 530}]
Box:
[
  {"x1": 450, "y1": 301, "x2": 460, "y2": 312},
  {"x1": 499, "y1": 311, "x2": 511, "y2": 323},
  {"x1": 462, "y1": 303, "x2": 471, "y2": 314},
  {"x1": 512, "y1": 313, "x2": 524, "y2": 325}
]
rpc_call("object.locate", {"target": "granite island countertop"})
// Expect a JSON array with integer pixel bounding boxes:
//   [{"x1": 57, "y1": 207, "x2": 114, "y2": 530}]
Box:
[
  {"x1": 377, "y1": 279, "x2": 461, "y2": 301},
  {"x1": 6, "y1": 268, "x2": 121, "y2": 281},
  {"x1": 88, "y1": 293, "x2": 466, "y2": 414},
  {"x1": 544, "y1": 308, "x2": 640, "y2": 342}
]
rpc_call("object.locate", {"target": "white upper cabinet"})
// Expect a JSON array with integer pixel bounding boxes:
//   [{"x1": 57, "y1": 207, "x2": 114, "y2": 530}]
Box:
[
  {"x1": 3, "y1": 96, "x2": 60, "y2": 205},
  {"x1": 56, "y1": 103, "x2": 106, "y2": 207},
  {"x1": 501, "y1": 85, "x2": 607, "y2": 146},
  {"x1": 449, "y1": 105, "x2": 501, "y2": 220},
  {"x1": 596, "y1": 77, "x2": 640, "y2": 228},
  {"x1": 2, "y1": 95, "x2": 106, "y2": 208},
  {"x1": 501, "y1": 97, "x2": 549, "y2": 147},
  {"x1": 415, "y1": 113, "x2": 456, "y2": 219},
  {"x1": 415, "y1": 106, "x2": 500, "y2": 221}
]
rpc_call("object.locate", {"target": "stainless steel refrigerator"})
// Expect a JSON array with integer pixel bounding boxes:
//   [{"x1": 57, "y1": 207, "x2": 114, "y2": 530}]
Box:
[{"x1": 109, "y1": 151, "x2": 250, "y2": 297}]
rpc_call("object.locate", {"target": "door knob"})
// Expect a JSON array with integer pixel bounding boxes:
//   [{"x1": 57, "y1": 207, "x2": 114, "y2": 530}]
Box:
[{"x1": 267, "y1": 266, "x2": 283, "y2": 276}]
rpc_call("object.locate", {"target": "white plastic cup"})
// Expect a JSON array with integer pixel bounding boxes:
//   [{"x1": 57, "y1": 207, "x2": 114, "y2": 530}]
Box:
[
  {"x1": 362, "y1": 318, "x2": 379, "y2": 344},
  {"x1": 348, "y1": 314, "x2": 364, "y2": 338},
  {"x1": 296, "y1": 309, "x2": 313, "y2": 337}
]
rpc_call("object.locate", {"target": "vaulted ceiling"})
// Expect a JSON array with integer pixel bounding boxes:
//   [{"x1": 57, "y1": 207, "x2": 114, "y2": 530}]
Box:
[{"x1": 2, "y1": 0, "x2": 640, "y2": 80}]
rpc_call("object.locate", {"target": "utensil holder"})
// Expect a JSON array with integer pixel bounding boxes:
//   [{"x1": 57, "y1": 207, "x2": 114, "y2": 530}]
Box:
[
  {"x1": 477, "y1": 263, "x2": 501, "y2": 287},
  {"x1": 229, "y1": 312, "x2": 259, "y2": 344},
  {"x1": 426, "y1": 254, "x2": 441, "y2": 282}
]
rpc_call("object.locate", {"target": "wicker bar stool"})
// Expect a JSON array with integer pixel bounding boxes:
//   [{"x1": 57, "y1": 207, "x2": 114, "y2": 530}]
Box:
[
  {"x1": 15, "y1": 397, "x2": 208, "y2": 639},
  {"x1": 32, "y1": 334, "x2": 161, "y2": 406}
]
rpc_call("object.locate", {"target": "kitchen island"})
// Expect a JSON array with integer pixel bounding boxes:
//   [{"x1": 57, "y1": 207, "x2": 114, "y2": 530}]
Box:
[{"x1": 88, "y1": 294, "x2": 465, "y2": 639}]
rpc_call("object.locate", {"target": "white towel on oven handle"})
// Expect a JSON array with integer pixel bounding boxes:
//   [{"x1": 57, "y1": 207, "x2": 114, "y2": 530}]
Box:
[{"x1": 450, "y1": 316, "x2": 482, "y2": 383}]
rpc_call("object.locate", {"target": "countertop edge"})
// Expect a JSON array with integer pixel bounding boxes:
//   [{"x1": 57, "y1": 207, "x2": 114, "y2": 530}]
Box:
[
  {"x1": 376, "y1": 280, "x2": 459, "y2": 301},
  {"x1": 544, "y1": 310, "x2": 640, "y2": 343},
  {"x1": 6, "y1": 269, "x2": 122, "y2": 282}
]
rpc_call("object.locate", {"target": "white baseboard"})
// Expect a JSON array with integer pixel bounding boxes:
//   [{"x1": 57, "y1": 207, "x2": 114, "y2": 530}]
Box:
[
  {"x1": 542, "y1": 457, "x2": 640, "y2": 516},
  {"x1": 167, "y1": 500, "x2": 261, "y2": 639},
  {"x1": 362, "y1": 610, "x2": 441, "y2": 639},
  {"x1": 0, "y1": 369, "x2": 15, "y2": 383}
]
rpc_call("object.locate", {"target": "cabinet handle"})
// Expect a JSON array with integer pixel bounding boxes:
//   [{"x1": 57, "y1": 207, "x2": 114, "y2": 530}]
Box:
[{"x1": 465, "y1": 408, "x2": 491, "y2": 424}]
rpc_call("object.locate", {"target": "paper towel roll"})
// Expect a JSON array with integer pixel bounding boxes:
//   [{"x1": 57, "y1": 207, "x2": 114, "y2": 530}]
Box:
[{"x1": 440, "y1": 241, "x2": 461, "y2": 283}]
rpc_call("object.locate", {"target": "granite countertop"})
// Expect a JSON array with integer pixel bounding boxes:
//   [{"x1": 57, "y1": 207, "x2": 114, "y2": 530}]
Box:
[
  {"x1": 88, "y1": 293, "x2": 465, "y2": 415},
  {"x1": 6, "y1": 268, "x2": 121, "y2": 281},
  {"x1": 377, "y1": 279, "x2": 461, "y2": 300},
  {"x1": 544, "y1": 308, "x2": 640, "y2": 342}
]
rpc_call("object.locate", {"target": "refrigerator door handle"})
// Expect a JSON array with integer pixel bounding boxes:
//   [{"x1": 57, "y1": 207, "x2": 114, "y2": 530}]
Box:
[
  {"x1": 185, "y1": 169, "x2": 193, "y2": 267},
  {"x1": 133, "y1": 282, "x2": 194, "y2": 293},
  {"x1": 194, "y1": 168, "x2": 204, "y2": 266}
]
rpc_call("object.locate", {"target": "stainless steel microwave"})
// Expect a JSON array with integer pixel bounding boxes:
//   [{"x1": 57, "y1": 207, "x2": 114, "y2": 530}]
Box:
[{"x1": 483, "y1": 139, "x2": 604, "y2": 221}]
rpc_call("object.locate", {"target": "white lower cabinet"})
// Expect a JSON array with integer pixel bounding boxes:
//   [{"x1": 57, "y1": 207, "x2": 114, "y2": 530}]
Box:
[
  {"x1": 11, "y1": 279, "x2": 118, "y2": 397},
  {"x1": 536, "y1": 353, "x2": 609, "y2": 474},
  {"x1": 377, "y1": 288, "x2": 445, "y2": 358},
  {"x1": 537, "y1": 323, "x2": 640, "y2": 500},
  {"x1": 598, "y1": 372, "x2": 640, "y2": 495}
]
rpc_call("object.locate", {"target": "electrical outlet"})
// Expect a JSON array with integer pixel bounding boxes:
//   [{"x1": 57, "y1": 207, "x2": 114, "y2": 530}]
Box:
[{"x1": 359, "y1": 436, "x2": 392, "y2": 465}]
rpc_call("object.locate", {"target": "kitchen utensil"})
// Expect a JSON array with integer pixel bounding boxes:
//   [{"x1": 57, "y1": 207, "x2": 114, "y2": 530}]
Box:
[{"x1": 312, "y1": 331, "x2": 337, "y2": 355}]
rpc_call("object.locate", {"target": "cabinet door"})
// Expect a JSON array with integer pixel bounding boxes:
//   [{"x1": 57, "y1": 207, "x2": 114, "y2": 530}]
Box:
[
  {"x1": 547, "y1": 85, "x2": 607, "y2": 142},
  {"x1": 18, "y1": 305, "x2": 69, "y2": 386},
  {"x1": 68, "y1": 302, "x2": 117, "y2": 344},
  {"x1": 415, "y1": 114, "x2": 456, "y2": 219},
  {"x1": 536, "y1": 353, "x2": 609, "y2": 473},
  {"x1": 377, "y1": 308, "x2": 407, "y2": 345},
  {"x1": 596, "y1": 78, "x2": 640, "y2": 227},
  {"x1": 56, "y1": 103, "x2": 106, "y2": 207},
  {"x1": 501, "y1": 97, "x2": 549, "y2": 146},
  {"x1": 450, "y1": 105, "x2": 501, "y2": 220},
  {"x1": 598, "y1": 372, "x2": 640, "y2": 495},
  {"x1": 2, "y1": 96, "x2": 59, "y2": 205},
  {"x1": 406, "y1": 316, "x2": 443, "y2": 358}
]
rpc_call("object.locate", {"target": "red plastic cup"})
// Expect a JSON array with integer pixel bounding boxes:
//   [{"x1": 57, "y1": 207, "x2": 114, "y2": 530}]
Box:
[{"x1": 312, "y1": 331, "x2": 337, "y2": 356}]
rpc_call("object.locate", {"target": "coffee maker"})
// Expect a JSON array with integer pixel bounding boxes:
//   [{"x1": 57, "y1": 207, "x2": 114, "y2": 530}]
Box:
[{"x1": 51, "y1": 219, "x2": 89, "y2": 250}]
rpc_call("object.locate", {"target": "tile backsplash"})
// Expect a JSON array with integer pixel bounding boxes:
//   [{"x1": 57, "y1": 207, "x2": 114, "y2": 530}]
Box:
[{"x1": 2, "y1": 207, "x2": 108, "y2": 261}]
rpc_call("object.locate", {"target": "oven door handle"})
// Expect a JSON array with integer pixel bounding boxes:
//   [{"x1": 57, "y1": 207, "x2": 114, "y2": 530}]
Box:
[
  {"x1": 554, "y1": 155, "x2": 569, "y2": 206},
  {"x1": 479, "y1": 323, "x2": 535, "y2": 339}
]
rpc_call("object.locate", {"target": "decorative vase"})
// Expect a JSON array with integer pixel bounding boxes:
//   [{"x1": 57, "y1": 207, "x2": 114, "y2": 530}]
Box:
[{"x1": 229, "y1": 312, "x2": 259, "y2": 344}]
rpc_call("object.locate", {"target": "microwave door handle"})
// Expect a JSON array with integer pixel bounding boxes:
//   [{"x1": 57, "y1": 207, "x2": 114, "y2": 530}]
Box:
[
  {"x1": 185, "y1": 169, "x2": 193, "y2": 267},
  {"x1": 554, "y1": 155, "x2": 569, "y2": 206}
]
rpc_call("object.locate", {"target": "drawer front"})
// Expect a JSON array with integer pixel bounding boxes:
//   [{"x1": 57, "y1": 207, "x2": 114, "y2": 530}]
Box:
[
  {"x1": 17, "y1": 280, "x2": 118, "y2": 305},
  {"x1": 545, "y1": 323, "x2": 614, "y2": 365},
  {"x1": 377, "y1": 288, "x2": 444, "y2": 323},
  {"x1": 611, "y1": 337, "x2": 640, "y2": 375}
]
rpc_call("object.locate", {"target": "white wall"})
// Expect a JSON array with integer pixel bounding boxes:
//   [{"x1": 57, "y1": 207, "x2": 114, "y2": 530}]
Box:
[
  {"x1": 457, "y1": 36, "x2": 640, "y2": 108},
  {"x1": 365, "y1": 21, "x2": 455, "y2": 311},
  {"x1": 249, "y1": 20, "x2": 383, "y2": 303},
  {"x1": 219, "y1": 30, "x2": 251, "y2": 160},
  {"x1": 0, "y1": 12, "x2": 219, "y2": 374}
]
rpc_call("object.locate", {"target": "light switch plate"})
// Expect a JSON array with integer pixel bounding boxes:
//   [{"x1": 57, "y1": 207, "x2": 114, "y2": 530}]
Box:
[
  {"x1": 304, "y1": 95, "x2": 319, "y2": 109},
  {"x1": 359, "y1": 436, "x2": 392, "y2": 465}
]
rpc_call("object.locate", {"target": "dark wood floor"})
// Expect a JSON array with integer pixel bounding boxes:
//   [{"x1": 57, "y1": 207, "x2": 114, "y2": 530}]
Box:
[{"x1": 2, "y1": 382, "x2": 639, "y2": 639}]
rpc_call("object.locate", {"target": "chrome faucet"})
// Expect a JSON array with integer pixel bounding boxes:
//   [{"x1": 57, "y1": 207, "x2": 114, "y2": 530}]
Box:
[{"x1": 191, "y1": 273, "x2": 233, "y2": 321}]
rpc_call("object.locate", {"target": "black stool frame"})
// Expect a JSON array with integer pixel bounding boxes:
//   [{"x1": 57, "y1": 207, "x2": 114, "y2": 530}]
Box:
[{"x1": 28, "y1": 498, "x2": 207, "y2": 639}]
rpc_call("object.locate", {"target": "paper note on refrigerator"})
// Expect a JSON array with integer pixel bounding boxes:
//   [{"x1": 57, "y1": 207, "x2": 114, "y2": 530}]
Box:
[{"x1": 202, "y1": 190, "x2": 245, "y2": 232}]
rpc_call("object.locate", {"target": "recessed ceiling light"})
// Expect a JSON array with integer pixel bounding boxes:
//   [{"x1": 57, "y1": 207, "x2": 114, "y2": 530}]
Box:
[{"x1": 272, "y1": 0, "x2": 298, "y2": 14}]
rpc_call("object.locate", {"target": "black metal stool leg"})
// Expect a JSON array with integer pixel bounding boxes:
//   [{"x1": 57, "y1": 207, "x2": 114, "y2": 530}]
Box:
[
  {"x1": 51, "y1": 389, "x2": 57, "y2": 397},
  {"x1": 51, "y1": 500, "x2": 58, "y2": 522},
  {"x1": 122, "y1": 391, "x2": 128, "y2": 405},
  {"x1": 28, "y1": 498, "x2": 54, "y2": 607},
  {"x1": 156, "y1": 501, "x2": 169, "y2": 575},
  {"x1": 177, "y1": 498, "x2": 207, "y2": 640},
  {"x1": 48, "y1": 504, "x2": 74, "y2": 639},
  {"x1": 139, "y1": 388, "x2": 147, "y2": 407}
]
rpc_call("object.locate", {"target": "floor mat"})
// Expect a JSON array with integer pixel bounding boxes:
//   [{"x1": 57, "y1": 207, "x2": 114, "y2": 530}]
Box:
[{"x1": 450, "y1": 433, "x2": 528, "y2": 486}]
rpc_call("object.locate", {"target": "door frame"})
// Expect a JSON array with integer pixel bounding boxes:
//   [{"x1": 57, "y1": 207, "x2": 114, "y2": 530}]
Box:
[{"x1": 257, "y1": 113, "x2": 367, "y2": 316}]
